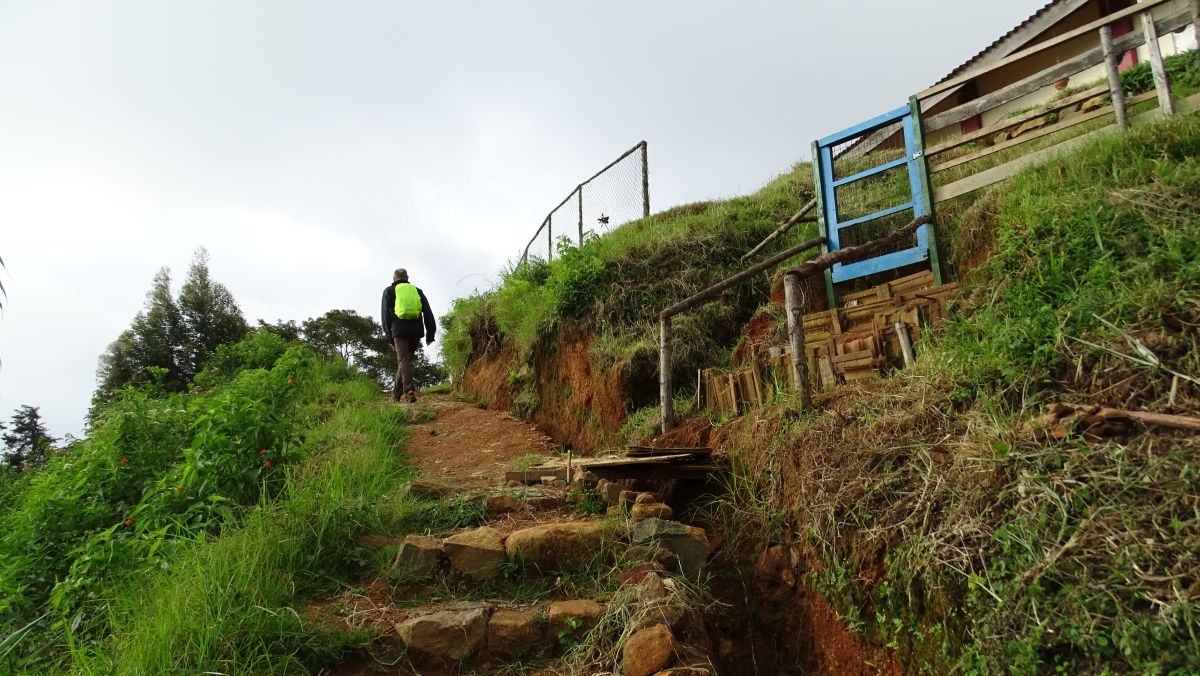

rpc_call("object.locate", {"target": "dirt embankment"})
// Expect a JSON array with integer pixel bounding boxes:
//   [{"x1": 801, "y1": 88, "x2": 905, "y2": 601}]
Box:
[{"x1": 461, "y1": 329, "x2": 631, "y2": 454}]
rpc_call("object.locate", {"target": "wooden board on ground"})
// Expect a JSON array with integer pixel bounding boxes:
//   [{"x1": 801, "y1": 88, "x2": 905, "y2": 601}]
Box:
[
  {"x1": 627, "y1": 446, "x2": 713, "y2": 458},
  {"x1": 505, "y1": 453, "x2": 702, "y2": 483}
]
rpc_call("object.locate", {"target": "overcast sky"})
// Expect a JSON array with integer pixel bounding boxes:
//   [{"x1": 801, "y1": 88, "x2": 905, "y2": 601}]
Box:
[{"x1": 0, "y1": 0, "x2": 1049, "y2": 439}]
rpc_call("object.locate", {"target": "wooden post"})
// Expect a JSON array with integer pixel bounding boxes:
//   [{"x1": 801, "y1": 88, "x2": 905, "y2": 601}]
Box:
[
  {"x1": 895, "y1": 322, "x2": 915, "y2": 367},
  {"x1": 1140, "y1": 11, "x2": 1175, "y2": 116},
  {"x1": 696, "y1": 368, "x2": 703, "y2": 411},
  {"x1": 641, "y1": 141, "x2": 650, "y2": 218},
  {"x1": 1100, "y1": 25, "x2": 1130, "y2": 130},
  {"x1": 1194, "y1": 0, "x2": 1200, "y2": 79},
  {"x1": 783, "y1": 273, "x2": 812, "y2": 410},
  {"x1": 577, "y1": 186, "x2": 584, "y2": 246},
  {"x1": 660, "y1": 316, "x2": 674, "y2": 432},
  {"x1": 566, "y1": 449, "x2": 573, "y2": 484}
]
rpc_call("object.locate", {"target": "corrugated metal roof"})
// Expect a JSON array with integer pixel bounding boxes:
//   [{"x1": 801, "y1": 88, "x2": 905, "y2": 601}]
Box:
[{"x1": 935, "y1": 0, "x2": 1069, "y2": 84}]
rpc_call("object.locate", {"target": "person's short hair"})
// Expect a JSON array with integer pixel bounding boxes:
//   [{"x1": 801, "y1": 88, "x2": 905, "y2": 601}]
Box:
[{"x1": 394, "y1": 267, "x2": 409, "y2": 282}]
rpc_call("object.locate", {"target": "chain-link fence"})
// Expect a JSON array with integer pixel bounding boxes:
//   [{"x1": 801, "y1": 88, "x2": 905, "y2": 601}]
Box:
[{"x1": 522, "y1": 141, "x2": 649, "y2": 264}]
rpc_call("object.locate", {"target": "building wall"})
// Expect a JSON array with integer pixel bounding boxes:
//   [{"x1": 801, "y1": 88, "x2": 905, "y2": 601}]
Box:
[{"x1": 925, "y1": 0, "x2": 1194, "y2": 147}]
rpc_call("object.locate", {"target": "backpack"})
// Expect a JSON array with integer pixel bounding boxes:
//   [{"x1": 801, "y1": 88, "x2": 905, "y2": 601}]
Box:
[{"x1": 393, "y1": 283, "x2": 422, "y2": 320}]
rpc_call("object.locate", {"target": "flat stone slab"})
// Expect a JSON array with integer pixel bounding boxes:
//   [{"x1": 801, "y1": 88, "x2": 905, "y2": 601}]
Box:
[{"x1": 444, "y1": 526, "x2": 506, "y2": 579}]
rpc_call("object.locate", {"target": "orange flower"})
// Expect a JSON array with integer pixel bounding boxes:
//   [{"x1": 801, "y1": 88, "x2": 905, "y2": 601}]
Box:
[
  {"x1": 176, "y1": 485, "x2": 184, "y2": 493},
  {"x1": 119, "y1": 457, "x2": 129, "y2": 465},
  {"x1": 287, "y1": 378, "x2": 293, "y2": 385},
  {"x1": 259, "y1": 449, "x2": 268, "y2": 456},
  {"x1": 123, "y1": 518, "x2": 134, "y2": 526},
  {"x1": 263, "y1": 459, "x2": 271, "y2": 468}
]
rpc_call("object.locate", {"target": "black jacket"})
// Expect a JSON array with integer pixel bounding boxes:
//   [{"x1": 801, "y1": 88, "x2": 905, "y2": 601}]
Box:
[{"x1": 381, "y1": 282, "x2": 437, "y2": 342}]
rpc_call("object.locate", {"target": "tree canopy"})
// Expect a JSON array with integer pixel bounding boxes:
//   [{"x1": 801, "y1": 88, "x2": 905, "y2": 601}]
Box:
[
  {"x1": 96, "y1": 249, "x2": 247, "y2": 402},
  {"x1": 2, "y1": 405, "x2": 55, "y2": 471}
]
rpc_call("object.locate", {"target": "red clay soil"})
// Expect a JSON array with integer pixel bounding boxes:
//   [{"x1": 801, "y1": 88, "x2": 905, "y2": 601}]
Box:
[
  {"x1": 404, "y1": 394, "x2": 556, "y2": 487},
  {"x1": 529, "y1": 331, "x2": 629, "y2": 455},
  {"x1": 731, "y1": 310, "x2": 786, "y2": 366},
  {"x1": 460, "y1": 344, "x2": 516, "y2": 411}
]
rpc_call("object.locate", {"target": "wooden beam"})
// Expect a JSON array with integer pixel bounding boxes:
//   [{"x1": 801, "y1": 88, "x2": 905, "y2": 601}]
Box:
[
  {"x1": 784, "y1": 216, "x2": 931, "y2": 278},
  {"x1": 918, "y1": 0, "x2": 1172, "y2": 101},
  {"x1": 660, "y1": 316, "x2": 673, "y2": 433},
  {"x1": 922, "y1": 9, "x2": 1191, "y2": 134},
  {"x1": 926, "y1": 85, "x2": 1105, "y2": 158},
  {"x1": 1140, "y1": 12, "x2": 1175, "y2": 117},
  {"x1": 930, "y1": 92, "x2": 1158, "y2": 175},
  {"x1": 1100, "y1": 25, "x2": 1130, "y2": 130},
  {"x1": 933, "y1": 93, "x2": 1197, "y2": 203},
  {"x1": 934, "y1": 129, "x2": 1106, "y2": 203},
  {"x1": 783, "y1": 273, "x2": 812, "y2": 410},
  {"x1": 661, "y1": 237, "x2": 823, "y2": 319},
  {"x1": 741, "y1": 198, "x2": 818, "y2": 261}
]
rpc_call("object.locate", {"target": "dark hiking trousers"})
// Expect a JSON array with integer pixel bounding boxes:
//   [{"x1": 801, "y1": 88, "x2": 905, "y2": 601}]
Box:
[{"x1": 392, "y1": 336, "x2": 417, "y2": 399}]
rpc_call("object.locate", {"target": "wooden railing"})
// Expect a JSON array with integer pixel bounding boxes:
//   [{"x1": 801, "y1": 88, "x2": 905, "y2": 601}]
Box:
[{"x1": 921, "y1": 0, "x2": 1199, "y2": 204}]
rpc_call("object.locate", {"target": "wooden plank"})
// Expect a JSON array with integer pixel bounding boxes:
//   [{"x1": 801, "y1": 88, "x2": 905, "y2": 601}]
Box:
[
  {"x1": 934, "y1": 126, "x2": 1109, "y2": 202},
  {"x1": 587, "y1": 462, "x2": 725, "y2": 482},
  {"x1": 930, "y1": 92, "x2": 1157, "y2": 174},
  {"x1": 922, "y1": 9, "x2": 1191, "y2": 134},
  {"x1": 932, "y1": 93, "x2": 1189, "y2": 203},
  {"x1": 523, "y1": 453, "x2": 698, "y2": 474},
  {"x1": 926, "y1": 85, "x2": 1106, "y2": 158},
  {"x1": 917, "y1": 0, "x2": 1172, "y2": 101}
]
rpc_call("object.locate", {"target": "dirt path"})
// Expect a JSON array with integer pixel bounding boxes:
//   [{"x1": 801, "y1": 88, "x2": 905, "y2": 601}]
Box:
[{"x1": 404, "y1": 393, "x2": 558, "y2": 487}]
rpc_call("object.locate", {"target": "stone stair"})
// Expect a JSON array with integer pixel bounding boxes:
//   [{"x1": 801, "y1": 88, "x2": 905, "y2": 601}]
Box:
[{"x1": 324, "y1": 474, "x2": 720, "y2": 674}]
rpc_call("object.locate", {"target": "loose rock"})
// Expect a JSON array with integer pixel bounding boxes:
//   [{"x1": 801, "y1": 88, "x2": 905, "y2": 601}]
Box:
[
  {"x1": 487, "y1": 607, "x2": 545, "y2": 658},
  {"x1": 631, "y1": 519, "x2": 710, "y2": 577},
  {"x1": 407, "y1": 479, "x2": 455, "y2": 500},
  {"x1": 623, "y1": 624, "x2": 678, "y2": 676},
  {"x1": 487, "y1": 493, "x2": 524, "y2": 515},
  {"x1": 634, "y1": 492, "x2": 658, "y2": 504},
  {"x1": 505, "y1": 521, "x2": 612, "y2": 572},
  {"x1": 397, "y1": 603, "x2": 490, "y2": 662},
  {"x1": 444, "y1": 526, "x2": 506, "y2": 579},
  {"x1": 631, "y1": 502, "x2": 674, "y2": 523},
  {"x1": 391, "y1": 534, "x2": 445, "y2": 581},
  {"x1": 548, "y1": 599, "x2": 605, "y2": 635}
]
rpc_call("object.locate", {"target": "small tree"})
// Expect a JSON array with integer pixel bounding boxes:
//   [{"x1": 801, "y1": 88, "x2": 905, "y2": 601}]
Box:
[
  {"x1": 2, "y1": 405, "x2": 55, "y2": 471},
  {"x1": 178, "y1": 248, "x2": 248, "y2": 380}
]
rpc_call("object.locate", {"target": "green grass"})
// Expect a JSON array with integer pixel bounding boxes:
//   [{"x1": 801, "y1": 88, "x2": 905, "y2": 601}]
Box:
[
  {"x1": 440, "y1": 166, "x2": 819, "y2": 419},
  {"x1": 696, "y1": 113, "x2": 1200, "y2": 675}
]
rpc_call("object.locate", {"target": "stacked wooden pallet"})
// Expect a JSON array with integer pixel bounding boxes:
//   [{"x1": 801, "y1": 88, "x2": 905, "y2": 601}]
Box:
[{"x1": 703, "y1": 271, "x2": 959, "y2": 416}]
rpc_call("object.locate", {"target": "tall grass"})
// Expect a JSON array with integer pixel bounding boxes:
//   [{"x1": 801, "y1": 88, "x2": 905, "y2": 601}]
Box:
[{"x1": 93, "y1": 391, "x2": 416, "y2": 672}]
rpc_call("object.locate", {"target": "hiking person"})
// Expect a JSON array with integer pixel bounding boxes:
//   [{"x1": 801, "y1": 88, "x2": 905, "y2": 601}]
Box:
[{"x1": 381, "y1": 268, "x2": 436, "y2": 402}]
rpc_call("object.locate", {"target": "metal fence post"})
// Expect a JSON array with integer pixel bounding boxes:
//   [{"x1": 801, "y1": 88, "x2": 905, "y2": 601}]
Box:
[
  {"x1": 1140, "y1": 11, "x2": 1175, "y2": 117},
  {"x1": 577, "y1": 185, "x2": 584, "y2": 246},
  {"x1": 547, "y1": 218, "x2": 553, "y2": 263},
  {"x1": 641, "y1": 141, "x2": 650, "y2": 219},
  {"x1": 1100, "y1": 25, "x2": 1130, "y2": 130}
]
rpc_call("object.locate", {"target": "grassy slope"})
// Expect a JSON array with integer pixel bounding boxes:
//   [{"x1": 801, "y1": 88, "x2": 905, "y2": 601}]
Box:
[
  {"x1": 441, "y1": 165, "x2": 818, "y2": 423},
  {"x1": 0, "y1": 333, "x2": 482, "y2": 673},
  {"x1": 708, "y1": 114, "x2": 1200, "y2": 674}
]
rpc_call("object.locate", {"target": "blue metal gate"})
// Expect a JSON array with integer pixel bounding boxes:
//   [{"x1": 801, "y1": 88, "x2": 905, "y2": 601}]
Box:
[{"x1": 812, "y1": 97, "x2": 940, "y2": 305}]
